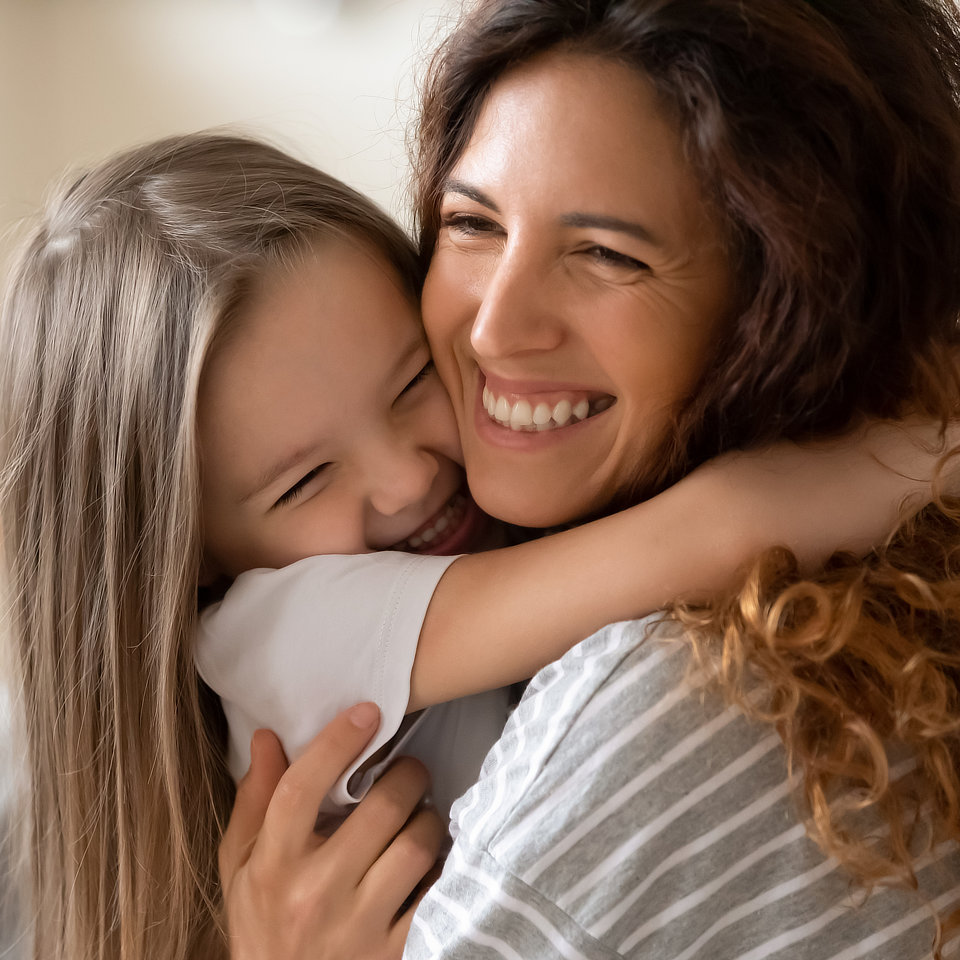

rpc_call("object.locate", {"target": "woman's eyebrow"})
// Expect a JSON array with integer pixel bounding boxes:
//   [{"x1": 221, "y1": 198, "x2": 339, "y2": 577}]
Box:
[
  {"x1": 561, "y1": 212, "x2": 662, "y2": 247},
  {"x1": 441, "y1": 178, "x2": 501, "y2": 211},
  {"x1": 442, "y1": 179, "x2": 662, "y2": 247}
]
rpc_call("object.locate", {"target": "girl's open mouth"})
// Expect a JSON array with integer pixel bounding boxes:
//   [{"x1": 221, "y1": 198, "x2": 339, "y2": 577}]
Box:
[{"x1": 390, "y1": 487, "x2": 489, "y2": 555}]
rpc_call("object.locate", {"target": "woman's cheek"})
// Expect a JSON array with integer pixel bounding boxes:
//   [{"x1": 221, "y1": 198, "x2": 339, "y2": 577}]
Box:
[{"x1": 423, "y1": 263, "x2": 471, "y2": 407}]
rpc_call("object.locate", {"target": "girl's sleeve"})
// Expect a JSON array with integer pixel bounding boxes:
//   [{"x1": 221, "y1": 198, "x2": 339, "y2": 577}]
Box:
[{"x1": 194, "y1": 552, "x2": 459, "y2": 812}]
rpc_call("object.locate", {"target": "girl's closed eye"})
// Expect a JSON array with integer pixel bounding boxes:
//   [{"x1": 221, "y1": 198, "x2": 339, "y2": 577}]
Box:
[
  {"x1": 273, "y1": 463, "x2": 331, "y2": 509},
  {"x1": 397, "y1": 359, "x2": 436, "y2": 400}
]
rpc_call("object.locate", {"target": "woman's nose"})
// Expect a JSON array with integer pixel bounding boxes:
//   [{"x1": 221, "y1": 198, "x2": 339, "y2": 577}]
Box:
[
  {"x1": 367, "y1": 442, "x2": 440, "y2": 517},
  {"x1": 470, "y1": 246, "x2": 564, "y2": 360}
]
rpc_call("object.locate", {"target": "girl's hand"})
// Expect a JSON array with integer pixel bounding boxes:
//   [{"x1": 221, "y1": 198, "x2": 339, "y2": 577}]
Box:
[
  {"x1": 692, "y1": 415, "x2": 960, "y2": 576},
  {"x1": 220, "y1": 703, "x2": 446, "y2": 960}
]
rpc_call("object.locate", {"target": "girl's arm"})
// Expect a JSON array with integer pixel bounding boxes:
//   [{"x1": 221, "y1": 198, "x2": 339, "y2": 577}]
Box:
[{"x1": 409, "y1": 418, "x2": 957, "y2": 710}]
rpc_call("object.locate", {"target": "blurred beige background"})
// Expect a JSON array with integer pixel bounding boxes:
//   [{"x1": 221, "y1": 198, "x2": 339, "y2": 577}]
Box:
[{"x1": 0, "y1": 0, "x2": 460, "y2": 272}]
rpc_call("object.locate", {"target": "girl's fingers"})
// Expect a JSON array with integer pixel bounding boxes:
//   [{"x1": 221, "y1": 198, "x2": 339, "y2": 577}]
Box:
[
  {"x1": 256, "y1": 702, "x2": 381, "y2": 864},
  {"x1": 359, "y1": 803, "x2": 447, "y2": 917},
  {"x1": 325, "y1": 756, "x2": 432, "y2": 879},
  {"x1": 218, "y1": 729, "x2": 289, "y2": 891}
]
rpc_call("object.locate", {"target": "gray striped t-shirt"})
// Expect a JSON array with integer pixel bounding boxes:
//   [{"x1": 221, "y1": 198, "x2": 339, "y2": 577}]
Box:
[{"x1": 405, "y1": 617, "x2": 960, "y2": 959}]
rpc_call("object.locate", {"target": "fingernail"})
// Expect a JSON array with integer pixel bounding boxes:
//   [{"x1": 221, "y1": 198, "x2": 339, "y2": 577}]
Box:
[
  {"x1": 348, "y1": 702, "x2": 379, "y2": 729},
  {"x1": 249, "y1": 729, "x2": 265, "y2": 764}
]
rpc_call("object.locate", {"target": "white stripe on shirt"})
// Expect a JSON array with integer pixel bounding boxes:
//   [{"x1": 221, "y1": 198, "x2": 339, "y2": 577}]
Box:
[
  {"x1": 824, "y1": 887, "x2": 960, "y2": 960},
  {"x1": 656, "y1": 855, "x2": 842, "y2": 960},
  {"x1": 506, "y1": 657, "x2": 709, "y2": 872},
  {"x1": 591, "y1": 773, "x2": 801, "y2": 936},
  {"x1": 447, "y1": 845, "x2": 595, "y2": 960},
  {"x1": 559, "y1": 733, "x2": 783, "y2": 912},
  {"x1": 523, "y1": 698, "x2": 743, "y2": 885}
]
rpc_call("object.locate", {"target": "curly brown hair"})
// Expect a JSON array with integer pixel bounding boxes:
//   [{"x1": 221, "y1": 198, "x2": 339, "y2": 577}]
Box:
[{"x1": 414, "y1": 0, "x2": 960, "y2": 950}]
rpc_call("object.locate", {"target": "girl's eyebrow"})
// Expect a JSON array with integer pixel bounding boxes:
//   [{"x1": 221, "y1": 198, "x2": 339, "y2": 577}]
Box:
[
  {"x1": 442, "y1": 178, "x2": 662, "y2": 246},
  {"x1": 388, "y1": 331, "x2": 428, "y2": 385}
]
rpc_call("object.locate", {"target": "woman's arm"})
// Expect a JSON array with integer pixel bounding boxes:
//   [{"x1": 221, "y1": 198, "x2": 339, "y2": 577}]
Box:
[
  {"x1": 410, "y1": 418, "x2": 956, "y2": 709},
  {"x1": 220, "y1": 704, "x2": 444, "y2": 960}
]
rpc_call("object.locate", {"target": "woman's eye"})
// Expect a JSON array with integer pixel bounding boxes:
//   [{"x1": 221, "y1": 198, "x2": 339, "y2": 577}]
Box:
[
  {"x1": 586, "y1": 245, "x2": 649, "y2": 272},
  {"x1": 440, "y1": 213, "x2": 499, "y2": 237},
  {"x1": 273, "y1": 464, "x2": 329, "y2": 508},
  {"x1": 398, "y1": 360, "x2": 435, "y2": 399}
]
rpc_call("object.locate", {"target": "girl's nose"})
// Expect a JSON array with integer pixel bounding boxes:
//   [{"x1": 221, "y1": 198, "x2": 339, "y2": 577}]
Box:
[
  {"x1": 367, "y1": 443, "x2": 440, "y2": 517},
  {"x1": 470, "y1": 247, "x2": 564, "y2": 360}
]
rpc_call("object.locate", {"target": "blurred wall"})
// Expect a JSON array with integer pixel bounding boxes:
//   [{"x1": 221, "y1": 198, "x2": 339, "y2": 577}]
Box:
[{"x1": 0, "y1": 0, "x2": 460, "y2": 270}]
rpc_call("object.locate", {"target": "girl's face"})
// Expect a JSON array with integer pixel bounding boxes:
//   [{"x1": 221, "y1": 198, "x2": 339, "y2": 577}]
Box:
[
  {"x1": 422, "y1": 51, "x2": 735, "y2": 528},
  {"x1": 199, "y1": 240, "x2": 487, "y2": 579}
]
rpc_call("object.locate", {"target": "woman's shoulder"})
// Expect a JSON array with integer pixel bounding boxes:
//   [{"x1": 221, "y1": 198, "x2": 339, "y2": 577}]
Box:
[
  {"x1": 545, "y1": 614, "x2": 690, "y2": 685},
  {"x1": 441, "y1": 616, "x2": 960, "y2": 959},
  {"x1": 450, "y1": 615, "x2": 722, "y2": 844}
]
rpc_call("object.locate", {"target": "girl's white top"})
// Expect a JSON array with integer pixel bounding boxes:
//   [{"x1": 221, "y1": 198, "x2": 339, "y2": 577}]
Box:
[{"x1": 195, "y1": 552, "x2": 511, "y2": 818}]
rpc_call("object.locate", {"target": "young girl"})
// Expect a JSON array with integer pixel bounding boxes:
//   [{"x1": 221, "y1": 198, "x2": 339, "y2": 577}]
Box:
[{"x1": 0, "y1": 132, "x2": 945, "y2": 960}]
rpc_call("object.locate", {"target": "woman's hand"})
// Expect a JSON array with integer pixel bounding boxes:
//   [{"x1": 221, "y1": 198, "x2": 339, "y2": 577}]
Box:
[{"x1": 220, "y1": 703, "x2": 446, "y2": 960}]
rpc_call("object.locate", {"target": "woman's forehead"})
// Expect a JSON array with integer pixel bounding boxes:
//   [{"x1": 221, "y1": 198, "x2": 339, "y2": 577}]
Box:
[{"x1": 447, "y1": 51, "x2": 718, "y2": 252}]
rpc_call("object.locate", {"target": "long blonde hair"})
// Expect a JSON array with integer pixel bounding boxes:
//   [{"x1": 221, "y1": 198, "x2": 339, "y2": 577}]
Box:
[{"x1": 0, "y1": 133, "x2": 422, "y2": 960}]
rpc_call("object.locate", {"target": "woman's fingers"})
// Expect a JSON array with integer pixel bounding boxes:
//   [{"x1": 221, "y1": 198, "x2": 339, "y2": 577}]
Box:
[
  {"x1": 220, "y1": 706, "x2": 444, "y2": 959},
  {"x1": 219, "y1": 728, "x2": 289, "y2": 893},
  {"x1": 385, "y1": 860, "x2": 445, "y2": 958},
  {"x1": 325, "y1": 756, "x2": 432, "y2": 879},
  {"x1": 359, "y1": 802, "x2": 447, "y2": 917},
  {"x1": 256, "y1": 702, "x2": 381, "y2": 865}
]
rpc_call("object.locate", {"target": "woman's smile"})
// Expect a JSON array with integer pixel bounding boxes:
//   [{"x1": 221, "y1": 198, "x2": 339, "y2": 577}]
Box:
[
  {"x1": 479, "y1": 372, "x2": 617, "y2": 434},
  {"x1": 422, "y1": 50, "x2": 734, "y2": 527}
]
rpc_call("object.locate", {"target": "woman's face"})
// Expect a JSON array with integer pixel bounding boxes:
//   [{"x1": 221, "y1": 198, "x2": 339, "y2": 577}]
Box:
[{"x1": 422, "y1": 51, "x2": 735, "y2": 527}]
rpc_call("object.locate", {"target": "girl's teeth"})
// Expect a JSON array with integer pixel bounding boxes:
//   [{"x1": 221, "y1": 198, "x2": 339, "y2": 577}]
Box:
[
  {"x1": 396, "y1": 493, "x2": 468, "y2": 553},
  {"x1": 483, "y1": 388, "x2": 611, "y2": 432}
]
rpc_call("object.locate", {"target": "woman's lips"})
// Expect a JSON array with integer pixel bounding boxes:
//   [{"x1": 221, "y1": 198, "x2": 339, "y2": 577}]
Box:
[
  {"x1": 390, "y1": 488, "x2": 491, "y2": 555},
  {"x1": 481, "y1": 385, "x2": 615, "y2": 431},
  {"x1": 473, "y1": 372, "x2": 616, "y2": 442}
]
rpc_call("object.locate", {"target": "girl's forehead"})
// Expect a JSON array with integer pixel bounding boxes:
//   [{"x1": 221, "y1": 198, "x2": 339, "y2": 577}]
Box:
[{"x1": 199, "y1": 240, "x2": 427, "y2": 501}]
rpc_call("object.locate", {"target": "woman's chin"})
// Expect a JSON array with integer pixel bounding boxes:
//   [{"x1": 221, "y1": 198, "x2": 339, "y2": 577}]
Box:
[{"x1": 467, "y1": 472, "x2": 598, "y2": 530}]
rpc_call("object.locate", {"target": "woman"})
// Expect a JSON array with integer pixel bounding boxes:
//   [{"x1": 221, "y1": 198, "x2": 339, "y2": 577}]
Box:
[{"x1": 222, "y1": 0, "x2": 960, "y2": 957}]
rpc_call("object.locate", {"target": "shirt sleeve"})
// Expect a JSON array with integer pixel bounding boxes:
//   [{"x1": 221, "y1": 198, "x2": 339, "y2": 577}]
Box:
[{"x1": 195, "y1": 551, "x2": 458, "y2": 810}]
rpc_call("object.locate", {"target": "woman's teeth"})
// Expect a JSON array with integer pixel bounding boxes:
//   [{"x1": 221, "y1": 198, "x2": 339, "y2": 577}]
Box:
[{"x1": 482, "y1": 387, "x2": 613, "y2": 432}]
